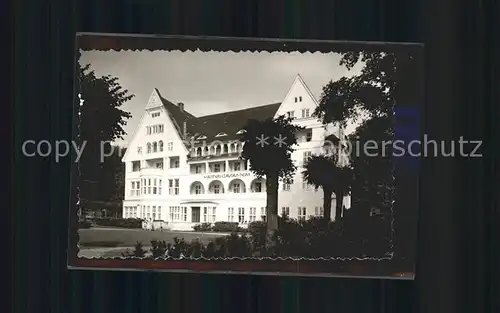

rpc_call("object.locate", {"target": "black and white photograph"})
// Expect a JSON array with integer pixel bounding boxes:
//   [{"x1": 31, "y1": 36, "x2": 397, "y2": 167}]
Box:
[{"x1": 70, "y1": 35, "x2": 421, "y2": 278}]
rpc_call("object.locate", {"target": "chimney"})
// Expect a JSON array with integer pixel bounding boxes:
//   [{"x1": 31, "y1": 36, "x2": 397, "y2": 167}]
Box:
[
  {"x1": 178, "y1": 102, "x2": 184, "y2": 112},
  {"x1": 183, "y1": 120, "x2": 187, "y2": 139}
]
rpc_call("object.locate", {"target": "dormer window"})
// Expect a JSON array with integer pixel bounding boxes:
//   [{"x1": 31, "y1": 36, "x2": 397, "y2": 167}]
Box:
[
  {"x1": 215, "y1": 132, "x2": 227, "y2": 137},
  {"x1": 197, "y1": 135, "x2": 207, "y2": 140},
  {"x1": 151, "y1": 112, "x2": 161, "y2": 118},
  {"x1": 236, "y1": 129, "x2": 246, "y2": 135}
]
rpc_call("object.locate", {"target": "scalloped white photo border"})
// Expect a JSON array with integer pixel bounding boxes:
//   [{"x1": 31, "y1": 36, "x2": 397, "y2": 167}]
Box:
[{"x1": 71, "y1": 34, "x2": 407, "y2": 267}]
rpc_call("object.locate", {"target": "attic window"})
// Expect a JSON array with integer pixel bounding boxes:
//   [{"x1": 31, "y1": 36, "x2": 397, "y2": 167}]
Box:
[
  {"x1": 215, "y1": 132, "x2": 227, "y2": 137},
  {"x1": 151, "y1": 112, "x2": 160, "y2": 118},
  {"x1": 236, "y1": 129, "x2": 246, "y2": 135},
  {"x1": 197, "y1": 135, "x2": 207, "y2": 140}
]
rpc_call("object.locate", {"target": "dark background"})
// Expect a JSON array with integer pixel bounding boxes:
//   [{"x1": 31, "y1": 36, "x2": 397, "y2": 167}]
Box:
[{"x1": 12, "y1": 0, "x2": 498, "y2": 313}]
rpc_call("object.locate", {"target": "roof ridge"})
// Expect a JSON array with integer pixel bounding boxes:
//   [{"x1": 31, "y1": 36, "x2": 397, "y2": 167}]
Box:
[{"x1": 195, "y1": 102, "x2": 281, "y2": 119}]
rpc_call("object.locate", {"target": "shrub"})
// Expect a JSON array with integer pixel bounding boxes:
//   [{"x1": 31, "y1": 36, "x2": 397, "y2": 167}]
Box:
[
  {"x1": 122, "y1": 241, "x2": 147, "y2": 258},
  {"x1": 246, "y1": 221, "x2": 267, "y2": 255},
  {"x1": 150, "y1": 240, "x2": 167, "y2": 258},
  {"x1": 212, "y1": 221, "x2": 240, "y2": 232},
  {"x1": 78, "y1": 220, "x2": 92, "y2": 229},
  {"x1": 192, "y1": 222, "x2": 213, "y2": 232},
  {"x1": 93, "y1": 217, "x2": 143, "y2": 228}
]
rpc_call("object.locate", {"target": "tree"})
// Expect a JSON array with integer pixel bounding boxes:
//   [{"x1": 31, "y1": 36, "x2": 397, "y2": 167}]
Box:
[
  {"x1": 302, "y1": 154, "x2": 352, "y2": 222},
  {"x1": 348, "y1": 117, "x2": 394, "y2": 212},
  {"x1": 239, "y1": 115, "x2": 303, "y2": 246},
  {"x1": 78, "y1": 63, "x2": 133, "y2": 204},
  {"x1": 313, "y1": 52, "x2": 396, "y2": 210}
]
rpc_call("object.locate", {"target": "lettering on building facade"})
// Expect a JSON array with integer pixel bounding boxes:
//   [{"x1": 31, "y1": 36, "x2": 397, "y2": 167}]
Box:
[{"x1": 203, "y1": 172, "x2": 252, "y2": 179}]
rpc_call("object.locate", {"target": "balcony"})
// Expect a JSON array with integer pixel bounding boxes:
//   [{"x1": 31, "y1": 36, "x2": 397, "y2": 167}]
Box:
[{"x1": 140, "y1": 167, "x2": 164, "y2": 176}]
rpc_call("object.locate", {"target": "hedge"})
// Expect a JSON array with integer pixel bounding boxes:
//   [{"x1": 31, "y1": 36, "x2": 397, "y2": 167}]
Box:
[
  {"x1": 125, "y1": 214, "x2": 391, "y2": 259},
  {"x1": 93, "y1": 217, "x2": 143, "y2": 228},
  {"x1": 192, "y1": 221, "x2": 242, "y2": 232}
]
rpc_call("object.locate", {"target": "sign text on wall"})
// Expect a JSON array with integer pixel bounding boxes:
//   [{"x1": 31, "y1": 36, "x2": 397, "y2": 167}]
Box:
[{"x1": 203, "y1": 172, "x2": 251, "y2": 179}]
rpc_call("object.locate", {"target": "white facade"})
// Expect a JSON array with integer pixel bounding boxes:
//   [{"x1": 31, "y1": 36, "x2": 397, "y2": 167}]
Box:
[{"x1": 121, "y1": 75, "x2": 351, "y2": 231}]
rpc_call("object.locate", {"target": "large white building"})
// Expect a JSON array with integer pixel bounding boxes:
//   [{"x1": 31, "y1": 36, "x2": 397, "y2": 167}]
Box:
[{"x1": 121, "y1": 74, "x2": 351, "y2": 231}]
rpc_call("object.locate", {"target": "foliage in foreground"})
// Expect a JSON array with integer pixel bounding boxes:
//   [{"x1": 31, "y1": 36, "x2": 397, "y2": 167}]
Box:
[{"x1": 125, "y1": 212, "x2": 391, "y2": 259}]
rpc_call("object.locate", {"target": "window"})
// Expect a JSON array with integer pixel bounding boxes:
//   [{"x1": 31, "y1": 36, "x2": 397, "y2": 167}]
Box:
[
  {"x1": 159, "y1": 141, "x2": 164, "y2": 152},
  {"x1": 167, "y1": 142, "x2": 173, "y2": 151},
  {"x1": 169, "y1": 179, "x2": 179, "y2": 195},
  {"x1": 213, "y1": 163, "x2": 221, "y2": 172},
  {"x1": 194, "y1": 165, "x2": 202, "y2": 174},
  {"x1": 232, "y1": 183, "x2": 241, "y2": 193},
  {"x1": 147, "y1": 143, "x2": 151, "y2": 153},
  {"x1": 169, "y1": 206, "x2": 187, "y2": 222},
  {"x1": 153, "y1": 142, "x2": 158, "y2": 152},
  {"x1": 286, "y1": 111, "x2": 294, "y2": 118},
  {"x1": 228, "y1": 207, "x2": 234, "y2": 222},
  {"x1": 132, "y1": 161, "x2": 140, "y2": 172},
  {"x1": 195, "y1": 184, "x2": 202, "y2": 194},
  {"x1": 130, "y1": 180, "x2": 140, "y2": 196},
  {"x1": 155, "y1": 161, "x2": 163, "y2": 169},
  {"x1": 152, "y1": 206, "x2": 156, "y2": 220},
  {"x1": 148, "y1": 178, "x2": 151, "y2": 194},
  {"x1": 203, "y1": 207, "x2": 216, "y2": 222},
  {"x1": 298, "y1": 207, "x2": 307, "y2": 220},
  {"x1": 303, "y1": 151, "x2": 312, "y2": 165},
  {"x1": 261, "y1": 207, "x2": 266, "y2": 221},
  {"x1": 158, "y1": 206, "x2": 162, "y2": 220},
  {"x1": 299, "y1": 96, "x2": 302, "y2": 102},
  {"x1": 137, "y1": 146, "x2": 142, "y2": 154},
  {"x1": 147, "y1": 127, "x2": 151, "y2": 135},
  {"x1": 249, "y1": 207, "x2": 256, "y2": 222},
  {"x1": 152, "y1": 112, "x2": 160, "y2": 118},
  {"x1": 283, "y1": 183, "x2": 291, "y2": 191},
  {"x1": 238, "y1": 207, "x2": 245, "y2": 223},
  {"x1": 142, "y1": 179, "x2": 146, "y2": 194},
  {"x1": 294, "y1": 97, "x2": 298, "y2": 103},
  {"x1": 158, "y1": 179, "x2": 162, "y2": 195},
  {"x1": 315, "y1": 206, "x2": 324, "y2": 216},
  {"x1": 159, "y1": 125, "x2": 164, "y2": 133},
  {"x1": 215, "y1": 132, "x2": 227, "y2": 137},
  {"x1": 281, "y1": 207, "x2": 290, "y2": 216},
  {"x1": 213, "y1": 183, "x2": 221, "y2": 194},
  {"x1": 236, "y1": 129, "x2": 246, "y2": 135},
  {"x1": 211, "y1": 207, "x2": 216, "y2": 222},
  {"x1": 233, "y1": 162, "x2": 241, "y2": 171},
  {"x1": 169, "y1": 157, "x2": 180, "y2": 168},
  {"x1": 254, "y1": 182, "x2": 262, "y2": 192},
  {"x1": 153, "y1": 179, "x2": 157, "y2": 194},
  {"x1": 198, "y1": 135, "x2": 207, "y2": 140},
  {"x1": 301, "y1": 108, "x2": 310, "y2": 118},
  {"x1": 305, "y1": 130, "x2": 312, "y2": 142}
]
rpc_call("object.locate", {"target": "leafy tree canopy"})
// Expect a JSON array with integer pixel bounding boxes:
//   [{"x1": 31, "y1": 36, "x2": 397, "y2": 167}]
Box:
[
  {"x1": 313, "y1": 52, "x2": 396, "y2": 126},
  {"x1": 239, "y1": 115, "x2": 304, "y2": 184}
]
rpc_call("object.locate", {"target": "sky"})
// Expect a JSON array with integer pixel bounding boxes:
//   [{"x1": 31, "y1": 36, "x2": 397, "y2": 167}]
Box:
[{"x1": 79, "y1": 50, "x2": 364, "y2": 146}]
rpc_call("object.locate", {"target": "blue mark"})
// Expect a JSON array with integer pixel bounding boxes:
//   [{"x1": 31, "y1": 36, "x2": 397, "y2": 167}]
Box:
[{"x1": 393, "y1": 107, "x2": 420, "y2": 171}]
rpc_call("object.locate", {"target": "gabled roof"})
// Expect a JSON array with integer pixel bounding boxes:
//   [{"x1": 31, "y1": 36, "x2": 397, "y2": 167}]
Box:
[
  {"x1": 156, "y1": 88, "x2": 281, "y2": 143},
  {"x1": 186, "y1": 103, "x2": 281, "y2": 142}
]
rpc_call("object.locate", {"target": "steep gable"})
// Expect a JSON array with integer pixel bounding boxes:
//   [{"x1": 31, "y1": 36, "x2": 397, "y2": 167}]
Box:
[
  {"x1": 122, "y1": 89, "x2": 190, "y2": 162},
  {"x1": 274, "y1": 74, "x2": 319, "y2": 118}
]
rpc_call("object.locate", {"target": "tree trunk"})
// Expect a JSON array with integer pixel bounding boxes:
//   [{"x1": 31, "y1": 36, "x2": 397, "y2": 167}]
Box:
[
  {"x1": 334, "y1": 190, "x2": 344, "y2": 221},
  {"x1": 323, "y1": 189, "x2": 333, "y2": 221},
  {"x1": 265, "y1": 172, "x2": 279, "y2": 247}
]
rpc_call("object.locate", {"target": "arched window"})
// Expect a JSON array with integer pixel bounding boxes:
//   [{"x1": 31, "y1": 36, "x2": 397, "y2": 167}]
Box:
[
  {"x1": 196, "y1": 147, "x2": 202, "y2": 157},
  {"x1": 147, "y1": 143, "x2": 152, "y2": 153},
  {"x1": 215, "y1": 145, "x2": 222, "y2": 155},
  {"x1": 153, "y1": 142, "x2": 158, "y2": 152},
  {"x1": 223, "y1": 144, "x2": 229, "y2": 154},
  {"x1": 159, "y1": 141, "x2": 164, "y2": 152}
]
